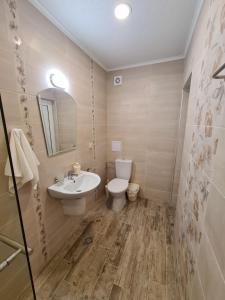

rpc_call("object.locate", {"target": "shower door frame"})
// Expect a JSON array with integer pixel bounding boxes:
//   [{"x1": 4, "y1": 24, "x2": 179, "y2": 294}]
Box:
[{"x1": 0, "y1": 95, "x2": 37, "y2": 300}]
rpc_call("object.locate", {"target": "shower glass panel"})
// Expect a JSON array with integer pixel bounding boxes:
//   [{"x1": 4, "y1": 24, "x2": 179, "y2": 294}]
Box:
[{"x1": 0, "y1": 98, "x2": 36, "y2": 300}]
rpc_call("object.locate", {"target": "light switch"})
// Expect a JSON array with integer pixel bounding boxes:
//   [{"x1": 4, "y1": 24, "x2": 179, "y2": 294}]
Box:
[{"x1": 112, "y1": 141, "x2": 122, "y2": 152}]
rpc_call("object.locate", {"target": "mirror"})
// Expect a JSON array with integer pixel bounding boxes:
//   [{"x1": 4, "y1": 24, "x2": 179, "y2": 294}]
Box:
[{"x1": 37, "y1": 88, "x2": 77, "y2": 156}]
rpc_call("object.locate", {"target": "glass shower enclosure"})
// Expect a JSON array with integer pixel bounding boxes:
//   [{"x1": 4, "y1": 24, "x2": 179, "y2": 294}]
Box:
[{"x1": 0, "y1": 97, "x2": 36, "y2": 300}]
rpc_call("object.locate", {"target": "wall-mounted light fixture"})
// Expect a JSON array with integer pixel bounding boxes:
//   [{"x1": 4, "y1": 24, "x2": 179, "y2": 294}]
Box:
[{"x1": 47, "y1": 69, "x2": 69, "y2": 90}]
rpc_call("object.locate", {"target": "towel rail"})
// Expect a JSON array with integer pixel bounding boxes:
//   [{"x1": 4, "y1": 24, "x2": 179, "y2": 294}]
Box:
[
  {"x1": 0, "y1": 233, "x2": 33, "y2": 272},
  {"x1": 0, "y1": 249, "x2": 22, "y2": 272},
  {"x1": 213, "y1": 62, "x2": 225, "y2": 79},
  {"x1": 0, "y1": 233, "x2": 33, "y2": 254}
]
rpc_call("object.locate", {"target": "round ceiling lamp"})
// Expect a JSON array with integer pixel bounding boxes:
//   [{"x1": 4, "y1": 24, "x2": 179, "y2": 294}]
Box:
[{"x1": 114, "y1": 3, "x2": 132, "y2": 20}]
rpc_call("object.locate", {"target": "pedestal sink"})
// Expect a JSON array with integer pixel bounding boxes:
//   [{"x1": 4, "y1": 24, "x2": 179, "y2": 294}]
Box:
[{"x1": 48, "y1": 171, "x2": 101, "y2": 215}]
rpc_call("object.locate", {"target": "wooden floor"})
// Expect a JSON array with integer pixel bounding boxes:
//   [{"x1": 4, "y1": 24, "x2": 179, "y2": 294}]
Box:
[{"x1": 22, "y1": 198, "x2": 178, "y2": 300}]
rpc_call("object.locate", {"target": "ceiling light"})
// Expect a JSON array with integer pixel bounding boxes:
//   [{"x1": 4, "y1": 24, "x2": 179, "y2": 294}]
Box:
[{"x1": 114, "y1": 3, "x2": 131, "y2": 20}]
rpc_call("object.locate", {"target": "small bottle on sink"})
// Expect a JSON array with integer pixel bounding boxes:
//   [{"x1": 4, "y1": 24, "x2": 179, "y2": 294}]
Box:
[{"x1": 73, "y1": 162, "x2": 81, "y2": 176}]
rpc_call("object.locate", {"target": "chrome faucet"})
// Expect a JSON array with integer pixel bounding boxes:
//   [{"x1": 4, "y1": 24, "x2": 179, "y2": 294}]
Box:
[{"x1": 67, "y1": 170, "x2": 76, "y2": 180}]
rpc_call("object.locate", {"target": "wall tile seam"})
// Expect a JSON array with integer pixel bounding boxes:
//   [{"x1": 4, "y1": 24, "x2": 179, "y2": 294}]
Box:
[
  {"x1": 0, "y1": 88, "x2": 37, "y2": 98},
  {"x1": 170, "y1": 140, "x2": 180, "y2": 202},
  {"x1": 179, "y1": 165, "x2": 209, "y2": 226},
  {"x1": 174, "y1": 236, "x2": 190, "y2": 299},
  {"x1": 147, "y1": 148, "x2": 179, "y2": 153},
  {"x1": 165, "y1": 215, "x2": 171, "y2": 298},
  {"x1": 175, "y1": 171, "x2": 203, "y2": 253},
  {"x1": 180, "y1": 147, "x2": 192, "y2": 157},
  {"x1": 180, "y1": 207, "x2": 202, "y2": 239},
  {"x1": 191, "y1": 124, "x2": 225, "y2": 130},
  {"x1": 177, "y1": 176, "x2": 225, "y2": 292},
  {"x1": 0, "y1": 189, "x2": 14, "y2": 197},
  {"x1": 171, "y1": 237, "x2": 180, "y2": 297},
  {"x1": 145, "y1": 187, "x2": 173, "y2": 194},
  {"x1": 177, "y1": 198, "x2": 203, "y2": 230},
  {"x1": 0, "y1": 88, "x2": 31, "y2": 94},
  {"x1": 191, "y1": 262, "x2": 206, "y2": 300},
  {"x1": 183, "y1": 48, "x2": 206, "y2": 84},
  {"x1": 182, "y1": 156, "x2": 225, "y2": 201},
  {"x1": 0, "y1": 89, "x2": 87, "y2": 101},
  {"x1": 204, "y1": 231, "x2": 225, "y2": 287},
  {"x1": 0, "y1": 213, "x2": 24, "y2": 231},
  {"x1": 180, "y1": 200, "x2": 201, "y2": 245},
  {"x1": 174, "y1": 233, "x2": 199, "y2": 299},
  {"x1": 202, "y1": 168, "x2": 225, "y2": 199}
]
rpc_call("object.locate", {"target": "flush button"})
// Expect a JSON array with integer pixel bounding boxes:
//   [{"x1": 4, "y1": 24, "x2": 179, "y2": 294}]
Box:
[{"x1": 112, "y1": 141, "x2": 122, "y2": 152}]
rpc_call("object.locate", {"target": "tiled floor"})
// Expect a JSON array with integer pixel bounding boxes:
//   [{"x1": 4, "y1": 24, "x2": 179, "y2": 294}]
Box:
[{"x1": 22, "y1": 198, "x2": 178, "y2": 300}]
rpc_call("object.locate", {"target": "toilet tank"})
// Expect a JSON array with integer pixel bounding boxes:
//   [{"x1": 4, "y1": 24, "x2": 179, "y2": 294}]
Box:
[{"x1": 115, "y1": 159, "x2": 132, "y2": 180}]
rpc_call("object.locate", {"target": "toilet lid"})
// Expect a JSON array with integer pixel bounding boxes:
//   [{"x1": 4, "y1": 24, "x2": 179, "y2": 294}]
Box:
[{"x1": 108, "y1": 178, "x2": 128, "y2": 193}]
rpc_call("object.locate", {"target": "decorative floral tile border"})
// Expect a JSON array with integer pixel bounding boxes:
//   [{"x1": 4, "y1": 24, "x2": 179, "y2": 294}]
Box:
[
  {"x1": 5, "y1": 0, "x2": 48, "y2": 260},
  {"x1": 90, "y1": 59, "x2": 97, "y2": 164}
]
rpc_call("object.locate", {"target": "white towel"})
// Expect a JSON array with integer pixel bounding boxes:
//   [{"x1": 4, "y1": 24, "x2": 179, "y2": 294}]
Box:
[{"x1": 4, "y1": 128, "x2": 40, "y2": 193}]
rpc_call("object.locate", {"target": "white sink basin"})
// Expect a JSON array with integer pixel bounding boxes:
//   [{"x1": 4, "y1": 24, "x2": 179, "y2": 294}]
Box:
[
  {"x1": 48, "y1": 171, "x2": 101, "y2": 216},
  {"x1": 48, "y1": 171, "x2": 101, "y2": 199}
]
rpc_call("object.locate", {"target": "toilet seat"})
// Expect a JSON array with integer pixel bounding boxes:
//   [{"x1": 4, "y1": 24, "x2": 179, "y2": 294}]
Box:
[{"x1": 108, "y1": 178, "x2": 128, "y2": 193}]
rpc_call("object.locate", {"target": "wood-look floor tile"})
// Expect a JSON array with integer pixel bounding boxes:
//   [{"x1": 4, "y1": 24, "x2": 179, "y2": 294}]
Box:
[
  {"x1": 65, "y1": 246, "x2": 107, "y2": 298},
  {"x1": 64, "y1": 220, "x2": 101, "y2": 263},
  {"x1": 109, "y1": 284, "x2": 123, "y2": 300},
  {"x1": 117, "y1": 202, "x2": 137, "y2": 225},
  {"x1": 100, "y1": 218, "x2": 120, "y2": 249},
  {"x1": 166, "y1": 206, "x2": 175, "y2": 245},
  {"x1": 114, "y1": 226, "x2": 140, "y2": 289},
  {"x1": 51, "y1": 280, "x2": 75, "y2": 300},
  {"x1": 166, "y1": 245, "x2": 176, "y2": 285},
  {"x1": 23, "y1": 198, "x2": 178, "y2": 300},
  {"x1": 148, "y1": 281, "x2": 167, "y2": 300},
  {"x1": 92, "y1": 262, "x2": 117, "y2": 300},
  {"x1": 109, "y1": 284, "x2": 131, "y2": 300},
  {"x1": 108, "y1": 222, "x2": 131, "y2": 266},
  {"x1": 167, "y1": 283, "x2": 178, "y2": 300},
  {"x1": 33, "y1": 221, "x2": 93, "y2": 290},
  {"x1": 38, "y1": 260, "x2": 71, "y2": 299}
]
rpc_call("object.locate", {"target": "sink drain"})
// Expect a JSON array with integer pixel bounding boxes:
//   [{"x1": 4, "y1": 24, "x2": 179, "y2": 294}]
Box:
[
  {"x1": 76, "y1": 189, "x2": 82, "y2": 192},
  {"x1": 84, "y1": 237, "x2": 93, "y2": 245}
]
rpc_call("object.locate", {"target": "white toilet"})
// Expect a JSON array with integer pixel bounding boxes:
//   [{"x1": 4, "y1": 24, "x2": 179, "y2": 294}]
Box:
[{"x1": 107, "y1": 159, "x2": 132, "y2": 212}]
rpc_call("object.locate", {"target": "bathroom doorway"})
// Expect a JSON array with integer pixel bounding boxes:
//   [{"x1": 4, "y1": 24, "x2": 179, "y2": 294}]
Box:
[
  {"x1": 171, "y1": 75, "x2": 192, "y2": 204},
  {"x1": 0, "y1": 97, "x2": 36, "y2": 300}
]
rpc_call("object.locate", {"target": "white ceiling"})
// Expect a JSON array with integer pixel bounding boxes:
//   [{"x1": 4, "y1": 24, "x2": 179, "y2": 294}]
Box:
[{"x1": 29, "y1": 0, "x2": 203, "y2": 71}]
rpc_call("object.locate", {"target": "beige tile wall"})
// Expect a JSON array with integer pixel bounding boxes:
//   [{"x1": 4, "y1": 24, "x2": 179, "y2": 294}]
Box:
[
  {"x1": 174, "y1": 0, "x2": 225, "y2": 299},
  {"x1": 0, "y1": 0, "x2": 107, "y2": 283},
  {"x1": 106, "y1": 61, "x2": 184, "y2": 205}
]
